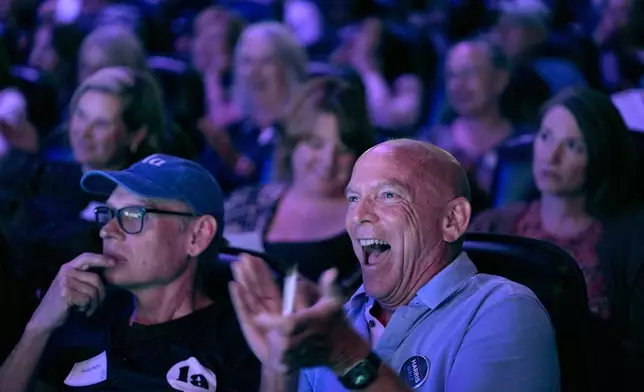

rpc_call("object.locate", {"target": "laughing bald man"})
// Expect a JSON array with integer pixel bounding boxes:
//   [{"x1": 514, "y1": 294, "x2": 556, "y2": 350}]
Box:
[{"x1": 230, "y1": 139, "x2": 560, "y2": 392}]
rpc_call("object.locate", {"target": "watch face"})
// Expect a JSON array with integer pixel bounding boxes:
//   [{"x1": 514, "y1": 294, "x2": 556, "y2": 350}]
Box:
[
  {"x1": 346, "y1": 361, "x2": 376, "y2": 388},
  {"x1": 354, "y1": 373, "x2": 369, "y2": 386}
]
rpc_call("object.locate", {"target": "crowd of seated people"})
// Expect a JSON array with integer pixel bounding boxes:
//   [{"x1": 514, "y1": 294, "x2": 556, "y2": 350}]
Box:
[{"x1": 0, "y1": 0, "x2": 642, "y2": 390}]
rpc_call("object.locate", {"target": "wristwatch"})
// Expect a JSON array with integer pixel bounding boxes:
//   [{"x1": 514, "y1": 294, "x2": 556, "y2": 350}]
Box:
[{"x1": 337, "y1": 352, "x2": 382, "y2": 390}]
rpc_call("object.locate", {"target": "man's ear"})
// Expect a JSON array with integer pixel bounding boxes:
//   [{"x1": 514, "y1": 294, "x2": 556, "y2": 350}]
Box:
[
  {"x1": 187, "y1": 215, "x2": 218, "y2": 257},
  {"x1": 442, "y1": 197, "x2": 471, "y2": 243}
]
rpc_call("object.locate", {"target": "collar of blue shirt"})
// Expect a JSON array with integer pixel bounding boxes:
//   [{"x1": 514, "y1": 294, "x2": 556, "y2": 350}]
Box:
[{"x1": 346, "y1": 252, "x2": 478, "y2": 312}]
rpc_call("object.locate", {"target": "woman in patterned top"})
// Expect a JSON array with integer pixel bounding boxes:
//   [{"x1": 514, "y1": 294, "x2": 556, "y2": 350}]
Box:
[
  {"x1": 224, "y1": 76, "x2": 375, "y2": 287},
  {"x1": 470, "y1": 87, "x2": 644, "y2": 392}
]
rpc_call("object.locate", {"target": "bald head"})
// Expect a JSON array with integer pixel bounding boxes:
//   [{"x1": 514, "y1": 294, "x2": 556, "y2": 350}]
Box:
[{"x1": 358, "y1": 139, "x2": 471, "y2": 203}]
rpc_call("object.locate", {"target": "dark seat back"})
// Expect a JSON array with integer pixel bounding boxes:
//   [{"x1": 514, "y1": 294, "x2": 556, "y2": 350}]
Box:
[{"x1": 463, "y1": 232, "x2": 591, "y2": 392}]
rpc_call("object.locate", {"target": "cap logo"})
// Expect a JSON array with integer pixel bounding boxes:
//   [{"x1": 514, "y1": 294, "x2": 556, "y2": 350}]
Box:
[{"x1": 142, "y1": 155, "x2": 166, "y2": 167}]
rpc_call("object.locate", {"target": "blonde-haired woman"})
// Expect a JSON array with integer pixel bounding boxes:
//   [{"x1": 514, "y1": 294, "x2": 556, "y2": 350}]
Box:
[
  {"x1": 1, "y1": 66, "x2": 167, "y2": 295},
  {"x1": 68, "y1": 66, "x2": 165, "y2": 170}
]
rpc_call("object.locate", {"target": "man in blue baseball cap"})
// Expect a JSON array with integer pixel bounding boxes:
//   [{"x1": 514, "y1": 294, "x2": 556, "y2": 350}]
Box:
[{"x1": 0, "y1": 154, "x2": 260, "y2": 392}]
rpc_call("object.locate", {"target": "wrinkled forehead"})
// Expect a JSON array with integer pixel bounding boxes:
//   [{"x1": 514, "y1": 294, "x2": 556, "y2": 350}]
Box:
[
  {"x1": 349, "y1": 147, "x2": 421, "y2": 190},
  {"x1": 348, "y1": 145, "x2": 455, "y2": 200}
]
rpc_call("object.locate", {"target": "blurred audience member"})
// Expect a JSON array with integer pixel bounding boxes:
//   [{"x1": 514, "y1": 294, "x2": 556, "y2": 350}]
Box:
[
  {"x1": 284, "y1": 0, "x2": 330, "y2": 60},
  {"x1": 493, "y1": 0, "x2": 552, "y2": 63},
  {"x1": 471, "y1": 87, "x2": 644, "y2": 392},
  {"x1": 0, "y1": 33, "x2": 42, "y2": 144},
  {"x1": 1, "y1": 67, "x2": 165, "y2": 296},
  {"x1": 192, "y1": 7, "x2": 245, "y2": 132},
  {"x1": 40, "y1": 24, "x2": 149, "y2": 150},
  {"x1": 198, "y1": 21, "x2": 308, "y2": 193},
  {"x1": 594, "y1": 0, "x2": 644, "y2": 91},
  {"x1": 333, "y1": 18, "x2": 424, "y2": 133},
  {"x1": 491, "y1": 1, "x2": 579, "y2": 119},
  {"x1": 28, "y1": 23, "x2": 86, "y2": 114},
  {"x1": 593, "y1": 0, "x2": 631, "y2": 48},
  {"x1": 225, "y1": 77, "x2": 374, "y2": 285},
  {"x1": 420, "y1": 38, "x2": 533, "y2": 215},
  {"x1": 77, "y1": 24, "x2": 147, "y2": 84},
  {"x1": 0, "y1": 88, "x2": 37, "y2": 156}
]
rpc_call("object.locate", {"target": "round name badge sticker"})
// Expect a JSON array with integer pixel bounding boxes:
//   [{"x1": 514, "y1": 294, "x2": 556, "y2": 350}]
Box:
[{"x1": 399, "y1": 355, "x2": 430, "y2": 389}]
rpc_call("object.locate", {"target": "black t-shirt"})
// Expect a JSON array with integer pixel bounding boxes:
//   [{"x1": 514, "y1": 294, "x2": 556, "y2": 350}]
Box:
[{"x1": 39, "y1": 296, "x2": 260, "y2": 391}]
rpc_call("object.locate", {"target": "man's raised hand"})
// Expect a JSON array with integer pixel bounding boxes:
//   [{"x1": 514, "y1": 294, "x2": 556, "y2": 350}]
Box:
[{"x1": 27, "y1": 253, "x2": 114, "y2": 333}]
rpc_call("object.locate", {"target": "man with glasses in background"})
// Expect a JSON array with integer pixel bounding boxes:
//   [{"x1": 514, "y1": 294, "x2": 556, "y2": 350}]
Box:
[{"x1": 0, "y1": 154, "x2": 260, "y2": 392}]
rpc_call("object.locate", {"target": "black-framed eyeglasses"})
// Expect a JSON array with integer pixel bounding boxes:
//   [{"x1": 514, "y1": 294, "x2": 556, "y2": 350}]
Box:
[{"x1": 94, "y1": 206, "x2": 194, "y2": 235}]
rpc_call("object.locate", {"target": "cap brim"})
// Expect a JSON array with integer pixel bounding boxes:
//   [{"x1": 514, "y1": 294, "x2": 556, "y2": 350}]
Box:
[{"x1": 81, "y1": 170, "x2": 182, "y2": 201}]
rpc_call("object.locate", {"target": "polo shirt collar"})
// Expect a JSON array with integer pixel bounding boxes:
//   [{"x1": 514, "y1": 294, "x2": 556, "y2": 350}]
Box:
[{"x1": 347, "y1": 252, "x2": 478, "y2": 311}]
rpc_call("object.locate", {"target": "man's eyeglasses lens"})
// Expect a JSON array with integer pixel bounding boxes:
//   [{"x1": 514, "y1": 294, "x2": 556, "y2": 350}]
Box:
[{"x1": 95, "y1": 206, "x2": 145, "y2": 234}]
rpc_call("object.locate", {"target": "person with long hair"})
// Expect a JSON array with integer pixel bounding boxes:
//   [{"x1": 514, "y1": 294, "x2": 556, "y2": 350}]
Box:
[{"x1": 471, "y1": 87, "x2": 644, "y2": 391}]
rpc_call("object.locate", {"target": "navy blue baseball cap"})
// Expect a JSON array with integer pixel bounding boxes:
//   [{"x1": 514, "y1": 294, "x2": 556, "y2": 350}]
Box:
[{"x1": 80, "y1": 154, "x2": 225, "y2": 241}]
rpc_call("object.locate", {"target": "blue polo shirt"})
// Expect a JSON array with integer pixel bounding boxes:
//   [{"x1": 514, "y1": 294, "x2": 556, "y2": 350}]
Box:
[{"x1": 299, "y1": 252, "x2": 560, "y2": 392}]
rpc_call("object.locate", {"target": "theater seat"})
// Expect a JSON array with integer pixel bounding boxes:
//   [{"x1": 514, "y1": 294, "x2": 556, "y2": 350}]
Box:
[{"x1": 463, "y1": 232, "x2": 591, "y2": 392}]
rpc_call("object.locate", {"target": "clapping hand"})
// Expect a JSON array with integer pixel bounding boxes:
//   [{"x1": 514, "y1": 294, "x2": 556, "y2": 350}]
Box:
[{"x1": 230, "y1": 255, "x2": 366, "y2": 374}]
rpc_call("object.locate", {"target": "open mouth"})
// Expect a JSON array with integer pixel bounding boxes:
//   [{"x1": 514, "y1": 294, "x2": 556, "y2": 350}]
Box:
[{"x1": 359, "y1": 239, "x2": 392, "y2": 265}]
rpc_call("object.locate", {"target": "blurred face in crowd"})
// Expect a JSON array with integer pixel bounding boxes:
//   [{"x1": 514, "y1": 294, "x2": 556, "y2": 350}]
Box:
[
  {"x1": 291, "y1": 112, "x2": 356, "y2": 197},
  {"x1": 493, "y1": 18, "x2": 546, "y2": 60},
  {"x1": 533, "y1": 105, "x2": 588, "y2": 197},
  {"x1": 99, "y1": 187, "x2": 196, "y2": 290},
  {"x1": 29, "y1": 26, "x2": 59, "y2": 72},
  {"x1": 78, "y1": 45, "x2": 107, "y2": 84},
  {"x1": 603, "y1": 0, "x2": 631, "y2": 32},
  {"x1": 192, "y1": 25, "x2": 230, "y2": 74},
  {"x1": 445, "y1": 42, "x2": 507, "y2": 118},
  {"x1": 70, "y1": 90, "x2": 143, "y2": 170},
  {"x1": 345, "y1": 141, "x2": 470, "y2": 307},
  {"x1": 237, "y1": 30, "x2": 288, "y2": 106}
]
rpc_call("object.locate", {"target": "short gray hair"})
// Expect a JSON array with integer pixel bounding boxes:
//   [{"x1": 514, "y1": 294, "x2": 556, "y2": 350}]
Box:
[
  {"x1": 78, "y1": 25, "x2": 146, "y2": 81},
  {"x1": 232, "y1": 22, "x2": 308, "y2": 116}
]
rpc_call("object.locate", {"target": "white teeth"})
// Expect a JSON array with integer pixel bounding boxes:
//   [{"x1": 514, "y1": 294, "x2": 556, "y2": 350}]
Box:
[{"x1": 359, "y1": 239, "x2": 389, "y2": 247}]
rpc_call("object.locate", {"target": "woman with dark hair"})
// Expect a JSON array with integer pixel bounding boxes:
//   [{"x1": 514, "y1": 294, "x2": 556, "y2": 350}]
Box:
[
  {"x1": 224, "y1": 77, "x2": 375, "y2": 285},
  {"x1": 470, "y1": 87, "x2": 644, "y2": 391}
]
